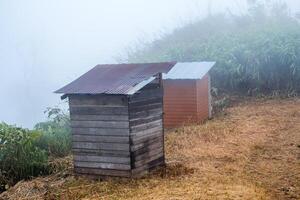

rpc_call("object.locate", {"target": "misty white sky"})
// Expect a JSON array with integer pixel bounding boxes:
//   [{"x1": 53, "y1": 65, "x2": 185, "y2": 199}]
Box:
[{"x1": 0, "y1": 0, "x2": 300, "y2": 128}]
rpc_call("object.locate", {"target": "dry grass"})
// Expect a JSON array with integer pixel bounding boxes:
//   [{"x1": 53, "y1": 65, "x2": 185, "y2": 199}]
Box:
[{"x1": 1, "y1": 98, "x2": 299, "y2": 200}]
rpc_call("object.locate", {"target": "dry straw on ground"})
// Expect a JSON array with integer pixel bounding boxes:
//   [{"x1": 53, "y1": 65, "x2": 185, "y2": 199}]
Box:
[{"x1": 1, "y1": 98, "x2": 299, "y2": 200}]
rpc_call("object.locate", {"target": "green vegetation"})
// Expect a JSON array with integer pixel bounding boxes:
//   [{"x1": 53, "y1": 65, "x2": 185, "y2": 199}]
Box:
[
  {"x1": 0, "y1": 107, "x2": 71, "y2": 191},
  {"x1": 1, "y1": 0, "x2": 300, "y2": 194},
  {"x1": 35, "y1": 107, "x2": 71, "y2": 157},
  {"x1": 0, "y1": 123, "x2": 48, "y2": 190},
  {"x1": 125, "y1": 2, "x2": 300, "y2": 95}
]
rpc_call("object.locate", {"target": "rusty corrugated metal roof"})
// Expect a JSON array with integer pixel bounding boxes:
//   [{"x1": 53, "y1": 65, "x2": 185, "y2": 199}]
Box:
[{"x1": 55, "y1": 62, "x2": 176, "y2": 95}]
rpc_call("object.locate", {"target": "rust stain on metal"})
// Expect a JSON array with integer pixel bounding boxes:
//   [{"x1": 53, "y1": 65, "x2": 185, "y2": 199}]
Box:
[{"x1": 56, "y1": 62, "x2": 176, "y2": 95}]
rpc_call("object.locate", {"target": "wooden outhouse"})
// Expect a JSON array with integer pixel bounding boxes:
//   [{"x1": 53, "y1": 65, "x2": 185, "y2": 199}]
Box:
[
  {"x1": 163, "y1": 62, "x2": 215, "y2": 128},
  {"x1": 55, "y1": 62, "x2": 174, "y2": 178}
]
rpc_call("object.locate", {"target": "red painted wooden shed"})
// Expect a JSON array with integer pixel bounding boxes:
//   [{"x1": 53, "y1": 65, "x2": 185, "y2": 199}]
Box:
[{"x1": 163, "y1": 62, "x2": 215, "y2": 128}]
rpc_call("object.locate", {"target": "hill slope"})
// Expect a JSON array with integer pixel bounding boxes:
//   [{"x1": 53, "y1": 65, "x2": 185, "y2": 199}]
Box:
[
  {"x1": 124, "y1": 6, "x2": 300, "y2": 94},
  {"x1": 1, "y1": 98, "x2": 300, "y2": 200}
]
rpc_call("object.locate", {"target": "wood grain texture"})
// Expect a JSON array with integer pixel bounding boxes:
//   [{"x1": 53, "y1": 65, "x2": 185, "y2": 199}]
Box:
[
  {"x1": 74, "y1": 155, "x2": 130, "y2": 164},
  {"x1": 72, "y1": 135, "x2": 129, "y2": 143},
  {"x1": 70, "y1": 106, "x2": 128, "y2": 115},
  {"x1": 69, "y1": 84, "x2": 165, "y2": 177},
  {"x1": 74, "y1": 167, "x2": 130, "y2": 177},
  {"x1": 131, "y1": 136, "x2": 163, "y2": 152},
  {"x1": 130, "y1": 126, "x2": 163, "y2": 137},
  {"x1": 71, "y1": 120, "x2": 129, "y2": 129},
  {"x1": 129, "y1": 108, "x2": 162, "y2": 119},
  {"x1": 130, "y1": 131, "x2": 162, "y2": 145},
  {"x1": 72, "y1": 127, "x2": 129, "y2": 136},
  {"x1": 129, "y1": 103, "x2": 162, "y2": 113},
  {"x1": 133, "y1": 152, "x2": 164, "y2": 168},
  {"x1": 74, "y1": 161, "x2": 130, "y2": 170},
  {"x1": 131, "y1": 139, "x2": 163, "y2": 157},
  {"x1": 129, "y1": 97, "x2": 162, "y2": 107},
  {"x1": 129, "y1": 114, "x2": 162, "y2": 127},
  {"x1": 72, "y1": 149, "x2": 130, "y2": 157},
  {"x1": 73, "y1": 142, "x2": 129, "y2": 151},
  {"x1": 130, "y1": 119, "x2": 162, "y2": 133},
  {"x1": 71, "y1": 114, "x2": 128, "y2": 121},
  {"x1": 134, "y1": 146, "x2": 163, "y2": 162},
  {"x1": 69, "y1": 94, "x2": 128, "y2": 106},
  {"x1": 131, "y1": 156, "x2": 165, "y2": 175},
  {"x1": 129, "y1": 102, "x2": 162, "y2": 112}
]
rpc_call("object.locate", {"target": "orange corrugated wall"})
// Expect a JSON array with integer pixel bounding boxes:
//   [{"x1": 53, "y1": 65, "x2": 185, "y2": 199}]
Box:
[
  {"x1": 196, "y1": 74, "x2": 210, "y2": 121},
  {"x1": 163, "y1": 74, "x2": 210, "y2": 128}
]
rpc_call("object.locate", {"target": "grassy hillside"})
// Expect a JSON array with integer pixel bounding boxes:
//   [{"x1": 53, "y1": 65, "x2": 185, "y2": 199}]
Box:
[
  {"x1": 125, "y1": 3, "x2": 300, "y2": 95},
  {"x1": 1, "y1": 98, "x2": 299, "y2": 199}
]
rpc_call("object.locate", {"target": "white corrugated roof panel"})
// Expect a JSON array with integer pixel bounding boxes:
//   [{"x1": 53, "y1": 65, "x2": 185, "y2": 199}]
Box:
[{"x1": 163, "y1": 62, "x2": 215, "y2": 80}]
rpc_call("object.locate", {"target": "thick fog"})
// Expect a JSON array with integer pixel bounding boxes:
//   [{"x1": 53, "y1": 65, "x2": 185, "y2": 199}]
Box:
[{"x1": 1, "y1": 0, "x2": 299, "y2": 128}]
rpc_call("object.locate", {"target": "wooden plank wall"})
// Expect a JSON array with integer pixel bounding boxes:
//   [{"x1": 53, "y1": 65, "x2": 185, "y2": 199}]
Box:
[
  {"x1": 68, "y1": 94, "x2": 131, "y2": 177},
  {"x1": 128, "y1": 84, "x2": 165, "y2": 177}
]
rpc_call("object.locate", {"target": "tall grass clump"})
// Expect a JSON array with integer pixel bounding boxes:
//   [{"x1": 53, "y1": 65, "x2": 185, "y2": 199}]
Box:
[
  {"x1": 0, "y1": 123, "x2": 48, "y2": 190},
  {"x1": 124, "y1": 1, "x2": 300, "y2": 95},
  {"x1": 34, "y1": 107, "x2": 71, "y2": 157},
  {"x1": 0, "y1": 106, "x2": 71, "y2": 191}
]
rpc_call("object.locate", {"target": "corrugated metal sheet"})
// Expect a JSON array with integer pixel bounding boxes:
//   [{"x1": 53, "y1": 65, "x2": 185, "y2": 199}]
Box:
[
  {"x1": 196, "y1": 74, "x2": 210, "y2": 121},
  {"x1": 163, "y1": 80, "x2": 198, "y2": 128},
  {"x1": 163, "y1": 76, "x2": 210, "y2": 128},
  {"x1": 163, "y1": 62, "x2": 215, "y2": 80},
  {"x1": 55, "y1": 62, "x2": 175, "y2": 95}
]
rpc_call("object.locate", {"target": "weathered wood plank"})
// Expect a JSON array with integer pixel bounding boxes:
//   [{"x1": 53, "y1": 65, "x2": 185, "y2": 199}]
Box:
[
  {"x1": 74, "y1": 155, "x2": 130, "y2": 164},
  {"x1": 131, "y1": 131, "x2": 162, "y2": 145},
  {"x1": 70, "y1": 106, "x2": 128, "y2": 115},
  {"x1": 129, "y1": 97, "x2": 162, "y2": 107},
  {"x1": 129, "y1": 108, "x2": 162, "y2": 120},
  {"x1": 134, "y1": 147, "x2": 163, "y2": 162},
  {"x1": 69, "y1": 95, "x2": 128, "y2": 106},
  {"x1": 129, "y1": 114, "x2": 162, "y2": 127},
  {"x1": 130, "y1": 126, "x2": 163, "y2": 137},
  {"x1": 131, "y1": 156, "x2": 165, "y2": 174},
  {"x1": 133, "y1": 152, "x2": 164, "y2": 168},
  {"x1": 73, "y1": 142, "x2": 129, "y2": 151},
  {"x1": 130, "y1": 119, "x2": 162, "y2": 133},
  {"x1": 74, "y1": 167, "x2": 131, "y2": 177},
  {"x1": 129, "y1": 103, "x2": 162, "y2": 113},
  {"x1": 131, "y1": 139, "x2": 163, "y2": 157},
  {"x1": 72, "y1": 135, "x2": 129, "y2": 143},
  {"x1": 72, "y1": 149, "x2": 130, "y2": 157},
  {"x1": 131, "y1": 136, "x2": 163, "y2": 152},
  {"x1": 74, "y1": 161, "x2": 130, "y2": 170},
  {"x1": 71, "y1": 115, "x2": 128, "y2": 121},
  {"x1": 71, "y1": 120, "x2": 129, "y2": 129},
  {"x1": 72, "y1": 127, "x2": 129, "y2": 136}
]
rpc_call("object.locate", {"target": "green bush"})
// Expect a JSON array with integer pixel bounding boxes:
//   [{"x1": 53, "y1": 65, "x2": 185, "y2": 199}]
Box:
[
  {"x1": 0, "y1": 123, "x2": 48, "y2": 190},
  {"x1": 124, "y1": 2, "x2": 300, "y2": 95},
  {"x1": 34, "y1": 107, "x2": 71, "y2": 157},
  {"x1": 0, "y1": 107, "x2": 71, "y2": 190}
]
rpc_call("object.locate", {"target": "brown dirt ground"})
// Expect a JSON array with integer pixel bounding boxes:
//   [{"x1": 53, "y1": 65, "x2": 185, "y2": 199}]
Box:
[{"x1": 1, "y1": 98, "x2": 299, "y2": 200}]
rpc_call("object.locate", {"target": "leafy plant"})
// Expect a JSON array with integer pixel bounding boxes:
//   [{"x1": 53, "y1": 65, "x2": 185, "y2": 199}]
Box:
[
  {"x1": 34, "y1": 107, "x2": 71, "y2": 157},
  {"x1": 0, "y1": 107, "x2": 71, "y2": 191},
  {"x1": 0, "y1": 123, "x2": 48, "y2": 190}
]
